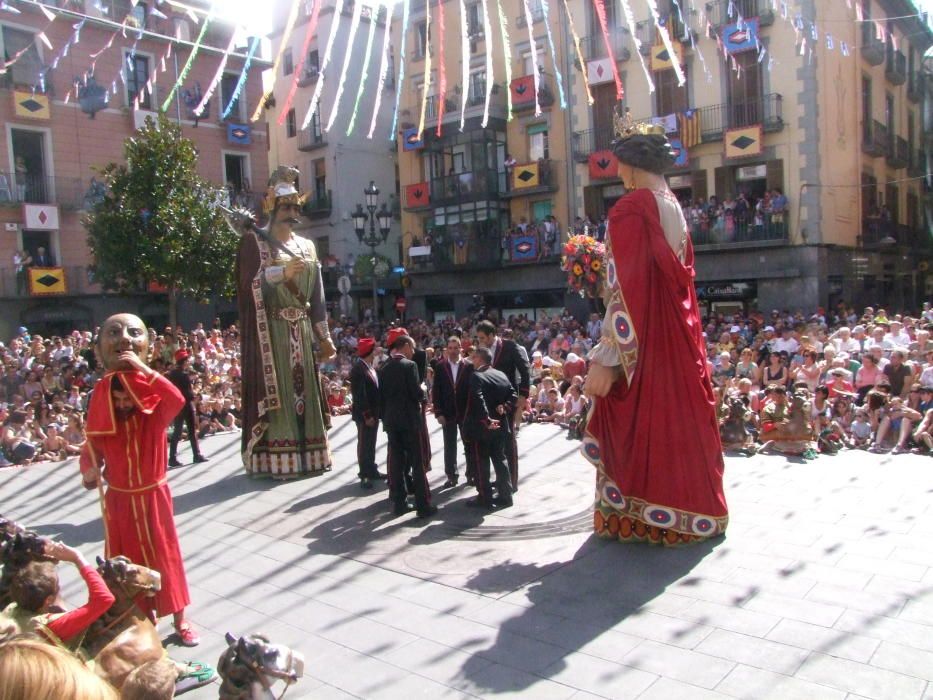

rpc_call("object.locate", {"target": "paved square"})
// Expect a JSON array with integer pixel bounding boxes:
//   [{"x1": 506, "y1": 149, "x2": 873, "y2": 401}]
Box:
[{"x1": 3, "y1": 417, "x2": 933, "y2": 698}]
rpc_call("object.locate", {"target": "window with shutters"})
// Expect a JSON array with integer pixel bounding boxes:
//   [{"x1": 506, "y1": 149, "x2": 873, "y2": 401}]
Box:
[
  {"x1": 528, "y1": 125, "x2": 549, "y2": 161},
  {"x1": 286, "y1": 109, "x2": 297, "y2": 138},
  {"x1": 1, "y1": 25, "x2": 42, "y2": 88},
  {"x1": 654, "y1": 65, "x2": 688, "y2": 116},
  {"x1": 728, "y1": 51, "x2": 762, "y2": 127},
  {"x1": 283, "y1": 48, "x2": 294, "y2": 76},
  {"x1": 314, "y1": 158, "x2": 327, "y2": 201},
  {"x1": 124, "y1": 50, "x2": 153, "y2": 109},
  {"x1": 220, "y1": 72, "x2": 243, "y2": 121},
  {"x1": 415, "y1": 22, "x2": 429, "y2": 59}
]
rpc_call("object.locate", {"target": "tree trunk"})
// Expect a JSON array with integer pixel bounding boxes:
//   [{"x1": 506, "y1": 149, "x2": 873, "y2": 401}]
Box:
[{"x1": 168, "y1": 286, "x2": 178, "y2": 329}]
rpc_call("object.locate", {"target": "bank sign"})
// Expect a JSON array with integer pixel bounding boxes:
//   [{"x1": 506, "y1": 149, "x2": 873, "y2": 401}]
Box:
[{"x1": 695, "y1": 282, "x2": 756, "y2": 299}]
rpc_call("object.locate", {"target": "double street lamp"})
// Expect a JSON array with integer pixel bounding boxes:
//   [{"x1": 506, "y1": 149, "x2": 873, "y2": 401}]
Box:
[{"x1": 352, "y1": 180, "x2": 393, "y2": 322}]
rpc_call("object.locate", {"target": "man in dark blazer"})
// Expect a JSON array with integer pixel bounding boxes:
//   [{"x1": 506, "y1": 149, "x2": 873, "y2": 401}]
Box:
[
  {"x1": 475, "y1": 320, "x2": 530, "y2": 491},
  {"x1": 167, "y1": 349, "x2": 208, "y2": 467},
  {"x1": 431, "y1": 335, "x2": 474, "y2": 487},
  {"x1": 462, "y1": 345, "x2": 518, "y2": 509},
  {"x1": 378, "y1": 332, "x2": 437, "y2": 518},
  {"x1": 349, "y1": 337, "x2": 386, "y2": 489}
]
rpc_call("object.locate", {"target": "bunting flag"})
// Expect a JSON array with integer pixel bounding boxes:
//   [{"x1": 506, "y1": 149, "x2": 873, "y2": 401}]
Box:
[
  {"x1": 416, "y1": 0, "x2": 432, "y2": 137},
  {"x1": 406, "y1": 182, "x2": 430, "y2": 208},
  {"x1": 645, "y1": 0, "x2": 685, "y2": 86},
  {"x1": 620, "y1": 0, "x2": 653, "y2": 93},
  {"x1": 327, "y1": 0, "x2": 363, "y2": 132},
  {"x1": 194, "y1": 31, "x2": 237, "y2": 116},
  {"x1": 303, "y1": 0, "x2": 346, "y2": 130},
  {"x1": 161, "y1": 12, "x2": 212, "y2": 112},
  {"x1": 459, "y1": 0, "x2": 470, "y2": 131},
  {"x1": 278, "y1": 0, "x2": 323, "y2": 125},
  {"x1": 348, "y1": 2, "x2": 378, "y2": 135},
  {"x1": 495, "y1": 0, "x2": 513, "y2": 117},
  {"x1": 389, "y1": 0, "x2": 411, "y2": 139},
  {"x1": 678, "y1": 108, "x2": 701, "y2": 148},
  {"x1": 540, "y1": 0, "x2": 566, "y2": 109},
  {"x1": 561, "y1": 0, "x2": 592, "y2": 104},
  {"x1": 592, "y1": 0, "x2": 623, "y2": 100},
  {"x1": 520, "y1": 0, "x2": 541, "y2": 114},
  {"x1": 435, "y1": 0, "x2": 447, "y2": 135},
  {"x1": 222, "y1": 36, "x2": 260, "y2": 120},
  {"x1": 367, "y1": 1, "x2": 395, "y2": 139},
  {"x1": 251, "y1": 0, "x2": 301, "y2": 121},
  {"x1": 589, "y1": 150, "x2": 619, "y2": 179},
  {"x1": 480, "y1": 0, "x2": 494, "y2": 127}
]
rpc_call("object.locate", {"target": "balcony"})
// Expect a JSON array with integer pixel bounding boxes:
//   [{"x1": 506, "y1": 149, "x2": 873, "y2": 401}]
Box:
[
  {"x1": 516, "y1": 2, "x2": 544, "y2": 27},
  {"x1": 302, "y1": 190, "x2": 332, "y2": 219},
  {"x1": 580, "y1": 28, "x2": 631, "y2": 63},
  {"x1": 861, "y1": 25, "x2": 885, "y2": 66},
  {"x1": 298, "y1": 126, "x2": 327, "y2": 151},
  {"x1": 862, "y1": 220, "x2": 928, "y2": 249},
  {"x1": 693, "y1": 93, "x2": 784, "y2": 142},
  {"x1": 0, "y1": 264, "x2": 101, "y2": 298},
  {"x1": 885, "y1": 49, "x2": 907, "y2": 86},
  {"x1": 886, "y1": 135, "x2": 910, "y2": 170},
  {"x1": 0, "y1": 172, "x2": 84, "y2": 210},
  {"x1": 571, "y1": 129, "x2": 615, "y2": 162},
  {"x1": 429, "y1": 169, "x2": 500, "y2": 207},
  {"x1": 500, "y1": 160, "x2": 559, "y2": 199},
  {"x1": 862, "y1": 120, "x2": 888, "y2": 158},
  {"x1": 706, "y1": 0, "x2": 775, "y2": 28},
  {"x1": 408, "y1": 231, "x2": 505, "y2": 273},
  {"x1": 692, "y1": 217, "x2": 788, "y2": 248},
  {"x1": 510, "y1": 76, "x2": 555, "y2": 112},
  {"x1": 296, "y1": 65, "x2": 320, "y2": 88}
]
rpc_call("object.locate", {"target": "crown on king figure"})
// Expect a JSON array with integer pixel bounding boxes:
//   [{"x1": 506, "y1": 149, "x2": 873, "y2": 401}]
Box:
[{"x1": 612, "y1": 106, "x2": 667, "y2": 141}]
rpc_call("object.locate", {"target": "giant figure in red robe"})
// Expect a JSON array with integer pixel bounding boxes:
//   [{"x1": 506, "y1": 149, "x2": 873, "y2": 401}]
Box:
[
  {"x1": 583, "y1": 114, "x2": 728, "y2": 546},
  {"x1": 79, "y1": 313, "x2": 199, "y2": 645}
]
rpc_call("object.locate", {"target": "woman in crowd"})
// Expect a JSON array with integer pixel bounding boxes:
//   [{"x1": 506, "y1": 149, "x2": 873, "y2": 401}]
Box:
[
  {"x1": 794, "y1": 348, "x2": 822, "y2": 392},
  {"x1": 762, "y1": 352, "x2": 789, "y2": 388},
  {"x1": 734, "y1": 348, "x2": 760, "y2": 387}
]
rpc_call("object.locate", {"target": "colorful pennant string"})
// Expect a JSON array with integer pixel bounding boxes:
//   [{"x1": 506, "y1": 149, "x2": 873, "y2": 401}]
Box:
[
  {"x1": 347, "y1": 3, "x2": 378, "y2": 135},
  {"x1": 645, "y1": 0, "x2": 685, "y2": 87},
  {"x1": 519, "y1": 0, "x2": 540, "y2": 115},
  {"x1": 416, "y1": 0, "x2": 432, "y2": 137},
  {"x1": 251, "y1": 0, "x2": 301, "y2": 122},
  {"x1": 620, "y1": 0, "x2": 653, "y2": 94},
  {"x1": 436, "y1": 0, "x2": 447, "y2": 135},
  {"x1": 367, "y1": 1, "x2": 395, "y2": 139},
  {"x1": 302, "y1": 0, "x2": 346, "y2": 130},
  {"x1": 326, "y1": 0, "x2": 363, "y2": 132},
  {"x1": 278, "y1": 0, "x2": 323, "y2": 126},
  {"x1": 161, "y1": 10, "x2": 211, "y2": 112},
  {"x1": 539, "y1": 0, "x2": 566, "y2": 109},
  {"x1": 194, "y1": 31, "x2": 237, "y2": 116},
  {"x1": 459, "y1": 0, "x2": 470, "y2": 131},
  {"x1": 388, "y1": 0, "x2": 411, "y2": 139},
  {"x1": 560, "y1": 0, "x2": 591, "y2": 105},
  {"x1": 480, "y1": 0, "x2": 494, "y2": 127},
  {"x1": 494, "y1": 0, "x2": 513, "y2": 118},
  {"x1": 222, "y1": 36, "x2": 260, "y2": 120},
  {"x1": 592, "y1": 0, "x2": 623, "y2": 100}
]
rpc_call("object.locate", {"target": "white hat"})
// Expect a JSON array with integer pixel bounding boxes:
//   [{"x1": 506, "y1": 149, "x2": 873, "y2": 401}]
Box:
[
  {"x1": 729, "y1": 325, "x2": 741, "y2": 333},
  {"x1": 764, "y1": 325, "x2": 775, "y2": 332}
]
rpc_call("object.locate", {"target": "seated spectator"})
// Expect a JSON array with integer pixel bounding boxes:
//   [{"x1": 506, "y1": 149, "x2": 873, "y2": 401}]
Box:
[
  {"x1": 871, "y1": 395, "x2": 922, "y2": 453},
  {"x1": 712, "y1": 352, "x2": 735, "y2": 389},
  {"x1": 734, "y1": 348, "x2": 760, "y2": 386},
  {"x1": 121, "y1": 658, "x2": 177, "y2": 700},
  {"x1": 762, "y1": 352, "x2": 789, "y2": 388},
  {"x1": 63, "y1": 414, "x2": 85, "y2": 452},
  {"x1": 826, "y1": 368, "x2": 856, "y2": 400},
  {"x1": 1, "y1": 411, "x2": 37, "y2": 465},
  {"x1": 911, "y1": 406, "x2": 933, "y2": 454},
  {"x1": 883, "y1": 348, "x2": 914, "y2": 399},
  {"x1": 536, "y1": 388, "x2": 564, "y2": 423},
  {"x1": 848, "y1": 407, "x2": 872, "y2": 448}
]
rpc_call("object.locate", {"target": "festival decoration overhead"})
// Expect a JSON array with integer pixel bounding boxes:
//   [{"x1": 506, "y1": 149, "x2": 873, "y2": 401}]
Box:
[
  {"x1": 519, "y1": 0, "x2": 541, "y2": 115},
  {"x1": 458, "y1": 0, "x2": 470, "y2": 131},
  {"x1": 251, "y1": 0, "x2": 301, "y2": 122},
  {"x1": 494, "y1": 0, "x2": 514, "y2": 117},
  {"x1": 645, "y1": 0, "x2": 685, "y2": 86},
  {"x1": 366, "y1": 1, "x2": 394, "y2": 139},
  {"x1": 302, "y1": 0, "x2": 346, "y2": 131},
  {"x1": 560, "y1": 0, "x2": 592, "y2": 105},
  {"x1": 347, "y1": 2, "x2": 378, "y2": 135},
  {"x1": 415, "y1": 0, "x2": 432, "y2": 137},
  {"x1": 193, "y1": 30, "x2": 238, "y2": 117},
  {"x1": 388, "y1": 0, "x2": 411, "y2": 139},
  {"x1": 327, "y1": 0, "x2": 364, "y2": 132},
  {"x1": 278, "y1": 0, "x2": 322, "y2": 126},
  {"x1": 539, "y1": 0, "x2": 566, "y2": 110},
  {"x1": 479, "y1": 0, "x2": 493, "y2": 127},
  {"x1": 161, "y1": 11, "x2": 211, "y2": 113},
  {"x1": 222, "y1": 36, "x2": 260, "y2": 120}
]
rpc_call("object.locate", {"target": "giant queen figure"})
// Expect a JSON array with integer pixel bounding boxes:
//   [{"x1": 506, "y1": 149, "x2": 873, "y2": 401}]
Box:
[
  {"x1": 234, "y1": 167, "x2": 335, "y2": 478},
  {"x1": 582, "y1": 111, "x2": 729, "y2": 545}
]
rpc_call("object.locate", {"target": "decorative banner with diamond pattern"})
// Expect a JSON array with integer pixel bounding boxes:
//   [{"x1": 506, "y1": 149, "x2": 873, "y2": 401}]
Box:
[
  {"x1": 511, "y1": 234, "x2": 538, "y2": 260},
  {"x1": 28, "y1": 267, "x2": 66, "y2": 296},
  {"x1": 406, "y1": 182, "x2": 430, "y2": 208},
  {"x1": 586, "y1": 58, "x2": 614, "y2": 86},
  {"x1": 14, "y1": 91, "x2": 50, "y2": 119},
  {"x1": 588, "y1": 150, "x2": 619, "y2": 179},
  {"x1": 649, "y1": 40, "x2": 684, "y2": 71},
  {"x1": 23, "y1": 204, "x2": 59, "y2": 230},
  {"x1": 512, "y1": 163, "x2": 540, "y2": 189},
  {"x1": 401, "y1": 126, "x2": 424, "y2": 151},
  {"x1": 227, "y1": 123, "x2": 252, "y2": 145},
  {"x1": 722, "y1": 18, "x2": 759, "y2": 55},
  {"x1": 724, "y1": 125, "x2": 763, "y2": 160}
]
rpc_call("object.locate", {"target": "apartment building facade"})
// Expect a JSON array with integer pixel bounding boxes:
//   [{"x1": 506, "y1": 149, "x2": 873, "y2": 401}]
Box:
[
  {"x1": 567, "y1": 0, "x2": 932, "y2": 316},
  {"x1": 0, "y1": 0, "x2": 271, "y2": 336},
  {"x1": 267, "y1": 0, "x2": 402, "y2": 321}
]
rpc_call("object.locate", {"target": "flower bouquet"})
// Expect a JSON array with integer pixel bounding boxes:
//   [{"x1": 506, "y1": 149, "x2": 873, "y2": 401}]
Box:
[{"x1": 561, "y1": 234, "x2": 606, "y2": 298}]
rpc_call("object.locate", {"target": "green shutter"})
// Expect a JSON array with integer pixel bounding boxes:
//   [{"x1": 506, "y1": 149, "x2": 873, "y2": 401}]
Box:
[{"x1": 527, "y1": 122, "x2": 549, "y2": 135}]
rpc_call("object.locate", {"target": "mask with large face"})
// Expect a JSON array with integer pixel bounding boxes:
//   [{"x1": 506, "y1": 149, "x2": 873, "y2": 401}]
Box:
[{"x1": 97, "y1": 313, "x2": 150, "y2": 372}]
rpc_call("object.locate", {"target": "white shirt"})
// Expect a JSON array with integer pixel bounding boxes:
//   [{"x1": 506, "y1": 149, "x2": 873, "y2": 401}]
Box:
[
  {"x1": 448, "y1": 359, "x2": 460, "y2": 385},
  {"x1": 773, "y1": 337, "x2": 800, "y2": 354},
  {"x1": 833, "y1": 337, "x2": 861, "y2": 355},
  {"x1": 884, "y1": 331, "x2": 911, "y2": 347},
  {"x1": 363, "y1": 359, "x2": 378, "y2": 387}
]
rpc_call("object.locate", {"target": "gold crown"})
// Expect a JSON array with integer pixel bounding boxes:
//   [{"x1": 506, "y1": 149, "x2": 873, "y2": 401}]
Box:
[{"x1": 613, "y1": 107, "x2": 666, "y2": 141}]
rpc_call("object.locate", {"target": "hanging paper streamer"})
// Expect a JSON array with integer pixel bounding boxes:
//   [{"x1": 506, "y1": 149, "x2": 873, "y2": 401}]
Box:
[
  {"x1": 367, "y1": 1, "x2": 395, "y2": 139},
  {"x1": 161, "y1": 12, "x2": 212, "y2": 112},
  {"x1": 480, "y1": 0, "x2": 494, "y2": 127},
  {"x1": 645, "y1": 0, "x2": 685, "y2": 86},
  {"x1": 251, "y1": 0, "x2": 302, "y2": 122},
  {"x1": 435, "y1": 0, "x2": 447, "y2": 135},
  {"x1": 388, "y1": 0, "x2": 411, "y2": 139},
  {"x1": 222, "y1": 36, "x2": 260, "y2": 120},
  {"x1": 619, "y1": 0, "x2": 653, "y2": 93},
  {"x1": 416, "y1": 0, "x2": 433, "y2": 137},
  {"x1": 592, "y1": 0, "x2": 623, "y2": 100},
  {"x1": 459, "y1": 0, "x2": 470, "y2": 131},
  {"x1": 539, "y1": 0, "x2": 566, "y2": 109},
  {"x1": 495, "y1": 0, "x2": 513, "y2": 117},
  {"x1": 326, "y1": 0, "x2": 363, "y2": 132},
  {"x1": 672, "y1": 0, "x2": 711, "y2": 83},
  {"x1": 278, "y1": 0, "x2": 323, "y2": 125},
  {"x1": 302, "y1": 0, "x2": 346, "y2": 130},
  {"x1": 560, "y1": 0, "x2": 591, "y2": 105},
  {"x1": 194, "y1": 32, "x2": 237, "y2": 116},
  {"x1": 519, "y1": 0, "x2": 541, "y2": 115},
  {"x1": 347, "y1": 3, "x2": 378, "y2": 135}
]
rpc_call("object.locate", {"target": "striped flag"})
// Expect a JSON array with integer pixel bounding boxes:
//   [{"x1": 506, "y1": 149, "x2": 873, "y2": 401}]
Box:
[{"x1": 678, "y1": 109, "x2": 701, "y2": 148}]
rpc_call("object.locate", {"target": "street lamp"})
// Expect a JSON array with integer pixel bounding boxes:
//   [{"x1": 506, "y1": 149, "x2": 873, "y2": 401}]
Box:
[{"x1": 352, "y1": 180, "x2": 393, "y2": 322}]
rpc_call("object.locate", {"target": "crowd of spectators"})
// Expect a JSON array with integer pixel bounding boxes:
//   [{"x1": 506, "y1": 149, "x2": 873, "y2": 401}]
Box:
[{"x1": 681, "y1": 189, "x2": 789, "y2": 243}]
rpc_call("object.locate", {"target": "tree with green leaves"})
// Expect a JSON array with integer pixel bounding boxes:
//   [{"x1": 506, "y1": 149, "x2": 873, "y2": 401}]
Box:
[{"x1": 85, "y1": 113, "x2": 239, "y2": 326}]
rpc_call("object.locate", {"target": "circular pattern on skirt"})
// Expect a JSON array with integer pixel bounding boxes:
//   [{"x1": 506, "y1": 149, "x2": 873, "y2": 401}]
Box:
[
  {"x1": 581, "y1": 439, "x2": 601, "y2": 465},
  {"x1": 691, "y1": 516, "x2": 718, "y2": 536},
  {"x1": 602, "y1": 483, "x2": 625, "y2": 507},
  {"x1": 606, "y1": 259, "x2": 617, "y2": 288},
  {"x1": 643, "y1": 505, "x2": 677, "y2": 528}
]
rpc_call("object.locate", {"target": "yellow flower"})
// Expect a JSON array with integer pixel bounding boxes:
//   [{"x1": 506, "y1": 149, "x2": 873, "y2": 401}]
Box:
[
  {"x1": 591, "y1": 260, "x2": 602, "y2": 271},
  {"x1": 572, "y1": 263, "x2": 584, "y2": 276}
]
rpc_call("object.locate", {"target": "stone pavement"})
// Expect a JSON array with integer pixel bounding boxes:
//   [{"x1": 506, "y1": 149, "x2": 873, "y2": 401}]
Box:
[{"x1": 3, "y1": 417, "x2": 933, "y2": 699}]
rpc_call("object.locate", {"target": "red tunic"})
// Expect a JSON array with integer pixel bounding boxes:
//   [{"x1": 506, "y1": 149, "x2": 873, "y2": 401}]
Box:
[
  {"x1": 80, "y1": 371, "x2": 189, "y2": 616},
  {"x1": 584, "y1": 189, "x2": 728, "y2": 544}
]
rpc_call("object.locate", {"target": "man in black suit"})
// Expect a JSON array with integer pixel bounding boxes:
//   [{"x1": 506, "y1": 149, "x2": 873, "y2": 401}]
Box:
[
  {"x1": 462, "y1": 345, "x2": 517, "y2": 509},
  {"x1": 349, "y1": 337, "x2": 386, "y2": 490},
  {"x1": 378, "y1": 332, "x2": 437, "y2": 518},
  {"x1": 167, "y1": 349, "x2": 208, "y2": 467},
  {"x1": 431, "y1": 335, "x2": 474, "y2": 487},
  {"x1": 475, "y1": 320, "x2": 530, "y2": 491}
]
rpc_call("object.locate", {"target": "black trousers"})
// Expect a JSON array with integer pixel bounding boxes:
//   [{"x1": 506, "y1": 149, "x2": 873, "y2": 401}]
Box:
[
  {"x1": 169, "y1": 402, "x2": 201, "y2": 460},
  {"x1": 386, "y1": 427, "x2": 431, "y2": 510},
  {"x1": 442, "y1": 420, "x2": 478, "y2": 482},
  {"x1": 356, "y1": 420, "x2": 379, "y2": 479},
  {"x1": 505, "y1": 430, "x2": 519, "y2": 491},
  {"x1": 473, "y1": 431, "x2": 512, "y2": 502}
]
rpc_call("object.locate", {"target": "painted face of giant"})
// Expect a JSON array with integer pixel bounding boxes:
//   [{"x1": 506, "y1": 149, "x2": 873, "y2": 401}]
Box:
[{"x1": 97, "y1": 314, "x2": 150, "y2": 371}]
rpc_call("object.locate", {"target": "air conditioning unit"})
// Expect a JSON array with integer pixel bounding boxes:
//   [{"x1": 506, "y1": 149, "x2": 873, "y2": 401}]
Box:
[{"x1": 133, "y1": 109, "x2": 158, "y2": 130}]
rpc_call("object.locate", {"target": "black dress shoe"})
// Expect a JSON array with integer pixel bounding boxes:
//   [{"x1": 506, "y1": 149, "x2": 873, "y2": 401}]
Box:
[
  {"x1": 360, "y1": 478, "x2": 373, "y2": 490},
  {"x1": 465, "y1": 496, "x2": 493, "y2": 509},
  {"x1": 393, "y1": 503, "x2": 414, "y2": 515},
  {"x1": 493, "y1": 495, "x2": 514, "y2": 509},
  {"x1": 168, "y1": 458, "x2": 182, "y2": 467},
  {"x1": 193, "y1": 455, "x2": 209, "y2": 463},
  {"x1": 374, "y1": 471, "x2": 388, "y2": 480},
  {"x1": 442, "y1": 477, "x2": 459, "y2": 488},
  {"x1": 416, "y1": 505, "x2": 438, "y2": 518}
]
